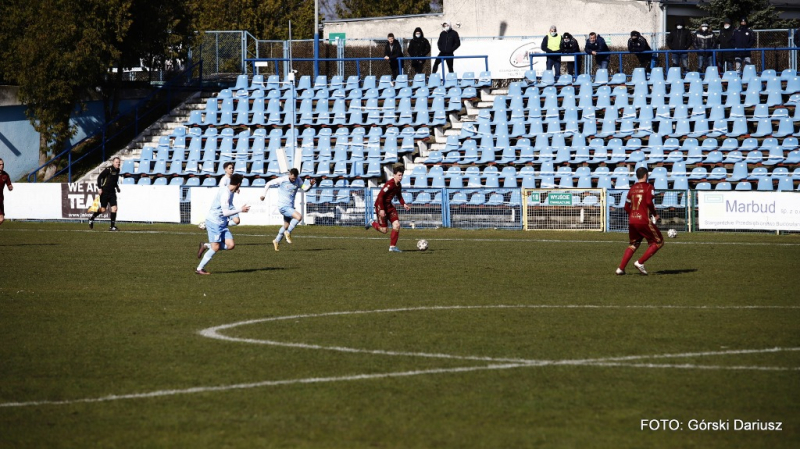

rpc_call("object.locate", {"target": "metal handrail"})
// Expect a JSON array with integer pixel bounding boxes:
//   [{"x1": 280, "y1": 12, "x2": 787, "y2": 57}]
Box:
[
  {"x1": 244, "y1": 55, "x2": 489, "y2": 80},
  {"x1": 530, "y1": 46, "x2": 800, "y2": 75},
  {"x1": 27, "y1": 60, "x2": 204, "y2": 183}
]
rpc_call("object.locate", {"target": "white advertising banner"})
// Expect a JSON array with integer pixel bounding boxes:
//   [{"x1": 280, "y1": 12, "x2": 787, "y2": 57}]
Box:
[
  {"x1": 189, "y1": 186, "x2": 307, "y2": 226},
  {"x1": 454, "y1": 39, "x2": 547, "y2": 79},
  {"x1": 3, "y1": 183, "x2": 180, "y2": 222},
  {"x1": 4, "y1": 184, "x2": 63, "y2": 220},
  {"x1": 697, "y1": 191, "x2": 800, "y2": 231},
  {"x1": 116, "y1": 185, "x2": 181, "y2": 223}
]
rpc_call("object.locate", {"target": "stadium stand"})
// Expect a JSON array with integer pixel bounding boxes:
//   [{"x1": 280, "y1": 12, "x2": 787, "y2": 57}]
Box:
[{"x1": 107, "y1": 56, "x2": 800, "y2": 220}]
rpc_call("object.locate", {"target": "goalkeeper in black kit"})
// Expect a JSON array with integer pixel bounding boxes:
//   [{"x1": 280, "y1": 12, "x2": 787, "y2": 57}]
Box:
[{"x1": 89, "y1": 157, "x2": 122, "y2": 231}]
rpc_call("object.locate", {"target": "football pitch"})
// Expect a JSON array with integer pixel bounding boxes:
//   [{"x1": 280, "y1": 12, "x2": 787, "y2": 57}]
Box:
[{"x1": 1, "y1": 222, "x2": 798, "y2": 448}]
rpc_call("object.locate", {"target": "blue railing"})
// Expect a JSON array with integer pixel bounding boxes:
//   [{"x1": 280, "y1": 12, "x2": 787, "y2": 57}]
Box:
[
  {"x1": 27, "y1": 61, "x2": 204, "y2": 183},
  {"x1": 245, "y1": 55, "x2": 489, "y2": 80},
  {"x1": 530, "y1": 46, "x2": 800, "y2": 76},
  {"x1": 397, "y1": 55, "x2": 490, "y2": 77}
]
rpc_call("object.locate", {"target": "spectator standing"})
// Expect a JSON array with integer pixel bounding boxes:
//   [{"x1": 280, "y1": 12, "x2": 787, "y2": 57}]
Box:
[
  {"x1": 693, "y1": 23, "x2": 717, "y2": 73},
  {"x1": 431, "y1": 21, "x2": 460, "y2": 74},
  {"x1": 407, "y1": 27, "x2": 431, "y2": 76},
  {"x1": 733, "y1": 17, "x2": 756, "y2": 76},
  {"x1": 0, "y1": 158, "x2": 12, "y2": 225},
  {"x1": 667, "y1": 21, "x2": 693, "y2": 75},
  {"x1": 616, "y1": 167, "x2": 664, "y2": 276},
  {"x1": 560, "y1": 32, "x2": 582, "y2": 77},
  {"x1": 541, "y1": 25, "x2": 562, "y2": 75},
  {"x1": 585, "y1": 32, "x2": 610, "y2": 71},
  {"x1": 628, "y1": 31, "x2": 654, "y2": 75},
  {"x1": 718, "y1": 18, "x2": 736, "y2": 72},
  {"x1": 384, "y1": 33, "x2": 403, "y2": 81}
]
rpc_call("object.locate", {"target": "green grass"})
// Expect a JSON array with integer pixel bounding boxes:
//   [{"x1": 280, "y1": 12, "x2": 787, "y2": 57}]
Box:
[{"x1": 1, "y1": 222, "x2": 799, "y2": 448}]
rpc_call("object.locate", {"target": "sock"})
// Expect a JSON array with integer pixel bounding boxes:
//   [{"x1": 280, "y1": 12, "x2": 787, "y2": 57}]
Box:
[
  {"x1": 275, "y1": 228, "x2": 284, "y2": 242},
  {"x1": 110, "y1": 212, "x2": 117, "y2": 226},
  {"x1": 390, "y1": 229, "x2": 399, "y2": 247},
  {"x1": 204, "y1": 243, "x2": 211, "y2": 249},
  {"x1": 638, "y1": 244, "x2": 661, "y2": 265},
  {"x1": 619, "y1": 247, "x2": 636, "y2": 270},
  {"x1": 90, "y1": 211, "x2": 100, "y2": 221},
  {"x1": 286, "y1": 218, "x2": 299, "y2": 233},
  {"x1": 197, "y1": 249, "x2": 216, "y2": 270},
  {"x1": 371, "y1": 221, "x2": 380, "y2": 231}
]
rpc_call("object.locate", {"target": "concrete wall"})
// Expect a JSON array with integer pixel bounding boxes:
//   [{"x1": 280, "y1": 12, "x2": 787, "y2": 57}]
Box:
[
  {"x1": 324, "y1": 0, "x2": 664, "y2": 41},
  {"x1": 0, "y1": 86, "x2": 141, "y2": 182}
]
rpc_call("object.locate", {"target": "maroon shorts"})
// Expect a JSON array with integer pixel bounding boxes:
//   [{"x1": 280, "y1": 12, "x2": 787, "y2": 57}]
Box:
[
  {"x1": 0, "y1": 199, "x2": 4, "y2": 215},
  {"x1": 628, "y1": 221, "x2": 663, "y2": 246},
  {"x1": 375, "y1": 205, "x2": 398, "y2": 228}
]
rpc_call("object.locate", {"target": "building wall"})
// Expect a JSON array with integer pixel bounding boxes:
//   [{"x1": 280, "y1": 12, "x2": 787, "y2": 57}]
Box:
[
  {"x1": 0, "y1": 86, "x2": 141, "y2": 182},
  {"x1": 324, "y1": 0, "x2": 665, "y2": 41}
]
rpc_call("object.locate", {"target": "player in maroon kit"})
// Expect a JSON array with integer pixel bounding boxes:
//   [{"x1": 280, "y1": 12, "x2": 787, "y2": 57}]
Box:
[
  {"x1": 0, "y1": 158, "x2": 13, "y2": 225},
  {"x1": 366, "y1": 165, "x2": 411, "y2": 252},
  {"x1": 616, "y1": 167, "x2": 664, "y2": 275}
]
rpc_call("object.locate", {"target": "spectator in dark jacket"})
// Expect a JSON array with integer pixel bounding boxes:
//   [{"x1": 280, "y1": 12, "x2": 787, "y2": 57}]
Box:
[
  {"x1": 384, "y1": 33, "x2": 403, "y2": 80},
  {"x1": 667, "y1": 21, "x2": 693, "y2": 74},
  {"x1": 718, "y1": 18, "x2": 736, "y2": 71},
  {"x1": 585, "y1": 32, "x2": 610, "y2": 71},
  {"x1": 733, "y1": 17, "x2": 756, "y2": 75},
  {"x1": 541, "y1": 25, "x2": 562, "y2": 75},
  {"x1": 407, "y1": 27, "x2": 431, "y2": 76},
  {"x1": 693, "y1": 23, "x2": 717, "y2": 73},
  {"x1": 432, "y1": 20, "x2": 460, "y2": 74},
  {"x1": 628, "y1": 31, "x2": 654, "y2": 74},
  {"x1": 560, "y1": 32, "x2": 581, "y2": 77}
]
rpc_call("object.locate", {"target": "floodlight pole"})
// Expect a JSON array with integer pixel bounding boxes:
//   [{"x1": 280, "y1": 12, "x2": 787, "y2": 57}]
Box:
[{"x1": 314, "y1": 0, "x2": 320, "y2": 79}]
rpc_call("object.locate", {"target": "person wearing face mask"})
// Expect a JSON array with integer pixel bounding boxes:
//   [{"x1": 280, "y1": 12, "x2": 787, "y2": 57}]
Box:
[
  {"x1": 541, "y1": 25, "x2": 562, "y2": 75},
  {"x1": 559, "y1": 32, "x2": 581, "y2": 77},
  {"x1": 384, "y1": 33, "x2": 403, "y2": 80},
  {"x1": 432, "y1": 20, "x2": 460, "y2": 74},
  {"x1": 732, "y1": 17, "x2": 756, "y2": 76},
  {"x1": 667, "y1": 21, "x2": 693, "y2": 75},
  {"x1": 407, "y1": 27, "x2": 431, "y2": 76},
  {"x1": 693, "y1": 23, "x2": 717, "y2": 74},
  {"x1": 628, "y1": 30, "x2": 654, "y2": 75},
  {"x1": 718, "y1": 18, "x2": 735, "y2": 72}
]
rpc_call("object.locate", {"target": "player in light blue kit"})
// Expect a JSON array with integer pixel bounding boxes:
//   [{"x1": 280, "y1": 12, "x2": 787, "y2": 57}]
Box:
[
  {"x1": 196, "y1": 173, "x2": 251, "y2": 275},
  {"x1": 260, "y1": 168, "x2": 315, "y2": 251}
]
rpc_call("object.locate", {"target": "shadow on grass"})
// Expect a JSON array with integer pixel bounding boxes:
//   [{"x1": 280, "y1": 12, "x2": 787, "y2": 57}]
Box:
[
  {"x1": 218, "y1": 267, "x2": 287, "y2": 274},
  {"x1": 653, "y1": 268, "x2": 697, "y2": 275}
]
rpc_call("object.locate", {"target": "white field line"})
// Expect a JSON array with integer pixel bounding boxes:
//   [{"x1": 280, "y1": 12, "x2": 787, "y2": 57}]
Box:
[
  {"x1": 5, "y1": 227, "x2": 800, "y2": 247},
  {"x1": 2, "y1": 347, "x2": 797, "y2": 409},
  {"x1": 200, "y1": 305, "x2": 800, "y2": 365},
  {"x1": 2, "y1": 305, "x2": 797, "y2": 408}
]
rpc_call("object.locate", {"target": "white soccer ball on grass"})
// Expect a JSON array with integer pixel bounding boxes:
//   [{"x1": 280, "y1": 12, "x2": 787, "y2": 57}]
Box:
[
  {"x1": 417, "y1": 239, "x2": 429, "y2": 251},
  {"x1": 667, "y1": 229, "x2": 678, "y2": 238}
]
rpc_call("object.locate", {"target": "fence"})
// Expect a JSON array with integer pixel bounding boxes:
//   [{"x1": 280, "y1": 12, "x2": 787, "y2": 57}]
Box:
[
  {"x1": 287, "y1": 187, "x2": 798, "y2": 233},
  {"x1": 196, "y1": 29, "x2": 797, "y2": 81}
]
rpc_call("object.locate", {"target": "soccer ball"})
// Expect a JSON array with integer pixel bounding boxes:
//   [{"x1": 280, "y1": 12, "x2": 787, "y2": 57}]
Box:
[
  {"x1": 197, "y1": 222, "x2": 206, "y2": 230},
  {"x1": 416, "y1": 239, "x2": 429, "y2": 251},
  {"x1": 667, "y1": 229, "x2": 678, "y2": 238}
]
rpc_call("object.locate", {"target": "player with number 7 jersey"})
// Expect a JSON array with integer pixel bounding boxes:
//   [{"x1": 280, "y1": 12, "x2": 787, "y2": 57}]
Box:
[{"x1": 617, "y1": 167, "x2": 664, "y2": 275}]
